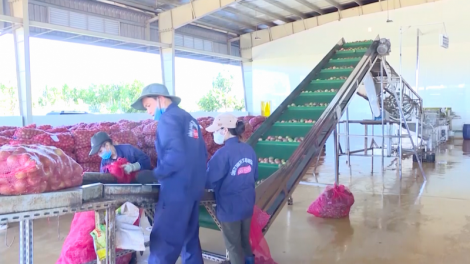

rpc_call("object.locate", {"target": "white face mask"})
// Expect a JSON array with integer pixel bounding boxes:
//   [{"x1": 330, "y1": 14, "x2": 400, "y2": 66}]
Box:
[{"x1": 213, "y1": 130, "x2": 225, "y2": 145}]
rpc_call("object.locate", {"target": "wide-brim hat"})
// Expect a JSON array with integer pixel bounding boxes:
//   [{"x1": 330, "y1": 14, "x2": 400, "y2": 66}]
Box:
[
  {"x1": 131, "y1": 83, "x2": 181, "y2": 111},
  {"x1": 89, "y1": 131, "x2": 111, "y2": 156}
]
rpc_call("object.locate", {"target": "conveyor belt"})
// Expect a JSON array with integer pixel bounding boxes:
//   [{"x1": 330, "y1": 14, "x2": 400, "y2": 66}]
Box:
[{"x1": 199, "y1": 38, "x2": 381, "y2": 231}]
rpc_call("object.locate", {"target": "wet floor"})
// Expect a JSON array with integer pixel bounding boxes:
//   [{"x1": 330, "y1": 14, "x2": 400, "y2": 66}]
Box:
[{"x1": 2, "y1": 139, "x2": 470, "y2": 263}]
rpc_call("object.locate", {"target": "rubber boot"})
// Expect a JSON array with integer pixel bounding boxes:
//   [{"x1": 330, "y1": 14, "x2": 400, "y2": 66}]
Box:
[{"x1": 245, "y1": 255, "x2": 255, "y2": 264}]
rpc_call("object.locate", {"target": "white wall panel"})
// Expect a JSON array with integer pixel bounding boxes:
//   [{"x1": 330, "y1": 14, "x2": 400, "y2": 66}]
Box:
[{"x1": 251, "y1": 0, "x2": 470, "y2": 132}]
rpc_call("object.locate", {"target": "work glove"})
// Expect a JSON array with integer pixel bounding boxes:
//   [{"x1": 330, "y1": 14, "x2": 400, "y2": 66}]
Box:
[
  {"x1": 121, "y1": 162, "x2": 141, "y2": 174},
  {"x1": 136, "y1": 170, "x2": 157, "y2": 184}
]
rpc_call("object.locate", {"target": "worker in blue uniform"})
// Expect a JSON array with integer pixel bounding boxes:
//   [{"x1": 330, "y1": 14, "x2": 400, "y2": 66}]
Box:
[
  {"x1": 89, "y1": 131, "x2": 152, "y2": 173},
  {"x1": 205, "y1": 113, "x2": 258, "y2": 264},
  {"x1": 131, "y1": 83, "x2": 207, "y2": 264}
]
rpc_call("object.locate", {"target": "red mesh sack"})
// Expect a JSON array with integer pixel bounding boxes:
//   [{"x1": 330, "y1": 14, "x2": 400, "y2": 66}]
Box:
[
  {"x1": 9, "y1": 139, "x2": 33, "y2": 145},
  {"x1": 142, "y1": 121, "x2": 158, "y2": 135},
  {"x1": 14, "y1": 128, "x2": 46, "y2": 139},
  {"x1": 72, "y1": 130, "x2": 100, "y2": 148},
  {"x1": 144, "y1": 135, "x2": 155, "y2": 148},
  {"x1": 47, "y1": 127, "x2": 69, "y2": 133},
  {"x1": 118, "y1": 120, "x2": 140, "y2": 131},
  {"x1": 249, "y1": 116, "x2": 266, "y2": 128},
  {"x1": 250, "y1": 206, "x2": 277, "y2": 264},
  {"x1": 64, "y1": 151, "x2": 76, "y2": 161},
  {"x1": 243, "y1": 115, "x2": 255, "y2": 123},
  {"x1": 32, "y1": 133, "x2": 75, "y2": 152},
  {"x1": 110, "y1": 131, "x2": 138, "y2": 146},
  {"x1": 56, "y1": 209, "x2": 143, "y2": 264},
  {"x1": 0, "y1": 136, "x2": 9, "y2": 146},
  {"x1": 38, "y1": 125, "x2": 53, "y2": 130},
  {"x1": 253, "y1": 123, "x2": 262, "y2": 132},
  {"x1": 0, "y1": 129, "x2": 16, "y2": 138},
  {"x1": 307, "y1": 184, "x2": 355, "y2": 218},
  {"x1": 0, "y1": 145, "x2": 83, "y2": 195},
  {"x1": 75, "y1": 147, "x2": 101, "y2": 163},
  {"x1": 0, "y1": 126, "x2": 16, "y2": 132},
  {"x1": 203, "y1": 133, "x2": 214, "y2": 150},
  {"x1": 131, "y1": 125, "x2": 144, "y2": 136},
  {"x1": 80, "y1": 162, "x2": 101, "y2": 172},
  {"x1": 24, "y1": 124, "x2": 36, "y2": 128},
  {"x1": 104, "y1": 158, "x2": 136, "y2": 184}
]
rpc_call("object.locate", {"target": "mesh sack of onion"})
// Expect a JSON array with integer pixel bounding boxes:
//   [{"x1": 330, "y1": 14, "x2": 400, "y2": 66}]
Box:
[
  {"x1": 0, "y1": 145, "x2": 83, "y2": 195},
  {"x1": 307, "y1": 184, "x2": 355, "y2": 218}
]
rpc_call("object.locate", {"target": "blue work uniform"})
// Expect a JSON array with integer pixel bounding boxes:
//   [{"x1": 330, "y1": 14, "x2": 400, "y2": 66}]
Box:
[
  {"x1": 100, "y1": 144, "x2": 152, "y2": 173},
  {"x1": 206, "y1": 137, "x2": 258, "y2": 223},
  {"x1": 149, "y1": 103, "x2": 207, "y2": 264}
]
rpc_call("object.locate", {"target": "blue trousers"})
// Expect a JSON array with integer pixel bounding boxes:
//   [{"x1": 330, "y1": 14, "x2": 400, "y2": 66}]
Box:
[{"x1": 148, "y1": 199, "x2": 203, "y2": 264}]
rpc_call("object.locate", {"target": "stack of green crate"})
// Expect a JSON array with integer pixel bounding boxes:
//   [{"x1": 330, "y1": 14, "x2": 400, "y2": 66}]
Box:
[{"x1": 199, "y1": 40, "x2": 373, "y2": 230}]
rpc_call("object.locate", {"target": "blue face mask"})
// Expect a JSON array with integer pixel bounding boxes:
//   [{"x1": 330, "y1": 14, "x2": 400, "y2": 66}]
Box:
[
  {"x1": 100, "y1": 150, "x2": 112, "y2": 160},
  {"x1": 153, "y1": 100, "x2": 166, "y2": 121}
]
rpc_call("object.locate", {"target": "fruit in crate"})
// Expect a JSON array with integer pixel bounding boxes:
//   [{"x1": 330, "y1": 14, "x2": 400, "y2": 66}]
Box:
[
  {"x1": 325, "y1": 66, "x2": 354, "y2": 70},
  {"x1": 315, "y1": 76, "x2": 347, "y2": 81},
  {"x1": 258, "y1": 157, "x2": 287, "y2": 165},
  {"x1": 259, "y1": 136, "x2": 304, "y2": 143},
  {"x1": 349, "y1": 40, "x2": 369, "y2": 43},
  {"x1": 313, "y1": 89, "x2": 338, "y2": 93},
  {"x1": 288, "y1": 102, "x2": 328, "y2": 107},
  {"x1": 277, "y1": 119, "x2": 316, "y2": 124},
  {"x1": 334, "y1": 56, "x2": 359, "y2": 60},
  {"x1": 338, "y1": 48, "x2": 357, "y2": 51},
  {"x1": 301, "y1": 89, "x2": 338, "y2": 93}
]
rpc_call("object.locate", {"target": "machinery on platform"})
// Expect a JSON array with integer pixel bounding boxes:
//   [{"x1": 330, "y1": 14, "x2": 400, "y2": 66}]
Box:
[{"x1": 0, "y1": 37, "x2": 428, "y2": 264}]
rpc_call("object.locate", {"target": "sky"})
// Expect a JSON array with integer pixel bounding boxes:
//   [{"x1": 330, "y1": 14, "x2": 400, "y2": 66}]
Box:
[{"x1": 0, "y1": 34, "x2": 244, "y2": 114}]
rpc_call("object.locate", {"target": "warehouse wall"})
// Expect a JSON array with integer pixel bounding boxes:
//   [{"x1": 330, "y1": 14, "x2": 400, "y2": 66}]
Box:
[{"x1": 250, "y1": 0, "x2": 469, "y2": 132}]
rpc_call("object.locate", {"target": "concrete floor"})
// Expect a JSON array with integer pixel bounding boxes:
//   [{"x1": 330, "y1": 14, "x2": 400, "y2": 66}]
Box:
[{"x1": 2, "y1": 139, "x2": 470, "y2": 263}]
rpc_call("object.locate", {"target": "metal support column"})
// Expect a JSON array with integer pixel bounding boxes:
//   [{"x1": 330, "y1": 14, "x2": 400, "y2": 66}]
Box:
[
  {"x1": 415, "y1": 28, "x2": 421, "y2": 148},
  {"x1": 0, "y1": 0, "x2": 4, "y2": 29},
  {"x1": 240, "y1": 34, "x2": 254, "y2": 114},
  {"x1": 10, "y1": 0, "x2": 33, "y2": 125},
  {"x1": 95, "y1": 206, "x2": 116, "y2": 264},
  {"x1": 334, "y1": 126, "x2": 339, "y2": 185},
  {"x1": 19, "y1": 220, "x2": 33, "y2": 264},
  {"x1": 346, "y1": 107, "x2": 351, "y2": 166},
  {"x1": 158, "y1": 12, "x2": 175, "y2": 95},
  {"x1": 380, "y1": 59, "x2": 385, "y2": 173}
]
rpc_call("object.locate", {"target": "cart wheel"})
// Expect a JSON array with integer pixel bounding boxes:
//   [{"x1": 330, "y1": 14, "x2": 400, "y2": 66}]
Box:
[{"x1": 287, "y1": 196, "x2": 293, "y2": 205}]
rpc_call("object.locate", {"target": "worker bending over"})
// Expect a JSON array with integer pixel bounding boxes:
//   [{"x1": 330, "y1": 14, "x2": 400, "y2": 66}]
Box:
[
  {"x1": 132, "y1": 83, "x2": 207, "y2": 264},
  {"x1": 206, "y1": 113, "x2": 258, "y2": 264},
  {"x1": 89, "y1": 131, "x2": 152, "y2": 173}
]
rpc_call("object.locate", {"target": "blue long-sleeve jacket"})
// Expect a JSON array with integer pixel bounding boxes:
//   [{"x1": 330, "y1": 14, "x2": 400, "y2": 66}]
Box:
[
  {"x1": 100, "y1": 144, "x2": 152, "y2": 173},
  {"x1": 152, "y1": 103, "x2": 208, "y2": 202},
  {"x1": 206, "y1": 137, "x2": 258, "y2": 222}
]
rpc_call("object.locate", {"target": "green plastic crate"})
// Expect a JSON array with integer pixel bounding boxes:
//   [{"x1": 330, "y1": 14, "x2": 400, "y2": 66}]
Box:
[
  {"x1": 342, "y1": 40, "x2": 374, "y2": 48},
  {"x1": 255, "y1": 141, "x2": 300, "y2": 160},
  {"x1": 295, "y1": 93, "x2": 337, "y2": 105}
]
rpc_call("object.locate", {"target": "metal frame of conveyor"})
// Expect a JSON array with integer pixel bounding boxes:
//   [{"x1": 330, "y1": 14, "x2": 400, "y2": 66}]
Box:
[
  {"x1": 246, "y1": 37, "x2": 382, "y2": 234},
  {"x1": 0, "y1": 183, "x2": 217, "y2": 264},
  {"x1": 333, "y1": 57, "x2": 425, "y2": 177}
]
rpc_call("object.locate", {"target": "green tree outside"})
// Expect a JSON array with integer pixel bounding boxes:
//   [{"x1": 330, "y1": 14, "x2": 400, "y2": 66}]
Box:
[
  {"x1": 1, "y1": 73, "x2": 245, "y2": 115},
  {"x1": 197, "y1": 72, "x2": 245, "y2": 112},
  {"x1": 0, "y1": 84, "x2": 19, "y2": 116}
]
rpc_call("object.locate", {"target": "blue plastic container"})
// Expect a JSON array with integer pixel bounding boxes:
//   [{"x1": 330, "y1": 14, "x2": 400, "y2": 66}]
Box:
[{"x1": 463, "y1": 124, "x2": 470, "y2": 140}]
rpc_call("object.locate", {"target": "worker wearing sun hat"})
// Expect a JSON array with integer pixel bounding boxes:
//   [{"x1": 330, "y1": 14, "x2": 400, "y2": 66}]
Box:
[
  {"x1": 205, "y1": 113, "x2": 258, "y2": 264},
  {"x1": 89, "y1": 131, "x2": 152, "y2": 174},
  {"x1": 132, "y1": 83, "x2": 208, "y2": 264}
]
